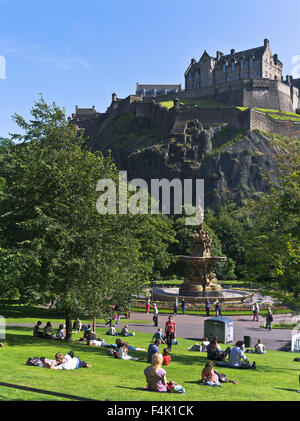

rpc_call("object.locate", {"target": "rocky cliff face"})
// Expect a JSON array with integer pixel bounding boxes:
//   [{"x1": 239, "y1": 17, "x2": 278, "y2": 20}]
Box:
[{"x1": 84, "y1": 112, "x2": 283, "y2": 210}]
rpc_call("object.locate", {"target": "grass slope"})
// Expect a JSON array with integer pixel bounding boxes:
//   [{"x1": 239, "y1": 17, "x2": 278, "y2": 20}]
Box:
[{"x1": 1, "y1": 325, "x2": 300, "y2": 402}]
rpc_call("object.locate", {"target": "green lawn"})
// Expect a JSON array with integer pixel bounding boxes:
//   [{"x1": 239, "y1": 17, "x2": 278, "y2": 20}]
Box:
[
  {"x1": 236, "y1": 106, "x2": 300, "y2": 121},
  {"x1": 160, "y1": 99, "x2": 225, "y2": 109},
  {"x1": 1, "y1": 325, "x2": 300, "y2": 401},
  {"x1": 0, "y1": 301, "x2": 150, "y2": 325}
]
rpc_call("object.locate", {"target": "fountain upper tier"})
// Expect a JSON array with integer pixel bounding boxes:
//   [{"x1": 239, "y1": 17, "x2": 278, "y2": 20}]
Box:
[{"x1": 177, "y1": 223, "x2": 227, "y2": 298}]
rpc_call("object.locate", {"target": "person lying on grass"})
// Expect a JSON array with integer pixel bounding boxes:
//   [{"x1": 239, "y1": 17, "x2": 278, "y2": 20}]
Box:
[
  {"x1": 50, "y1": 351, "x2": 91, "y2": 370},
  {"x1": 115, "y1": 338, "x2": 145, "y2": 352}
]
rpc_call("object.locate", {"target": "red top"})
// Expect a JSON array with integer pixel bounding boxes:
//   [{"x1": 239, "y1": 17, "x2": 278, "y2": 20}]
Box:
[
  {"x1": 163, "y1": 355, "x2": 171, "y2": 366},
  {"x1": 165, "y1": 320, "x2": 176, "y2": 333}
]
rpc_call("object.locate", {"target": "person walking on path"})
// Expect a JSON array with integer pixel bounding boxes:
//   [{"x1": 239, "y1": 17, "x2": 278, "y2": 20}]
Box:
[
  {"x1": 181, "y1": 299, "x2": 186, "y2": 315},
  {"x1": 145, "y1": 297, "x2": 150, "y2": 315},
  {"x1": 252, "y1": 302, "x2": 260, "y2": 321},
  {"x1": 153, "y1": 303, "x2": 158, "y2": 327},
  {"x1": 214, "y1": 299, "x2": 222, "y2": 317},
  {"x1": 173, "y1": 298, "x2": 178, "y2": 315},
  {"x1": 265, "y1": 309, "x2": 273, "y2": 331},
  {"x1": 205, "y1": 299, "x2": 210, "y2": 316},
  {"x1": 165, "y1": 315, "x2": 176, "y2": 351}
]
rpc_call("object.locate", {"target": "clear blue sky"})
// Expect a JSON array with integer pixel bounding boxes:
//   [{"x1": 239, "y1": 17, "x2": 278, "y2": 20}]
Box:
[{"x1": 0, "y1": 0, "x2": 300, "y2": 138}]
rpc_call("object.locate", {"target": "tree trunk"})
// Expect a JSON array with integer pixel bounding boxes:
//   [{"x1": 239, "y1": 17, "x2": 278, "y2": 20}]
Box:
[
  {"x1": 65, "y1": 311, "x2": 73, "y2": 342},
  {"x1": 92, "y1": 316, "x2": 96, "y2": 333}
]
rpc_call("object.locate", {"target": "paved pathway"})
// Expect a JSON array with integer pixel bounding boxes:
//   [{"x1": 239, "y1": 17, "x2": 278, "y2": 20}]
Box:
[
  {"x1": 5, "y1": 311, "x2": 295, "y2": 352},
  {"x1": 116, "y1": 311, "x2": 294, "y2": 352}
]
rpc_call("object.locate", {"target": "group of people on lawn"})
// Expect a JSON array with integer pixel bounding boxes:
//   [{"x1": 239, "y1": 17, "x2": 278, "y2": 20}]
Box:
[{"x1": 31, "y1": 309, "x2": 268, "y2": 392}]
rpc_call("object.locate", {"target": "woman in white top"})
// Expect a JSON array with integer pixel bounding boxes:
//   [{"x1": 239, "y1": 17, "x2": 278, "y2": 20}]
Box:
[
  {"x1": 255, "y1": 339, "x2": 266, "y2": 354},
  {"x1": 118, "y1": 344, "x2": 139, "y2": 361}
]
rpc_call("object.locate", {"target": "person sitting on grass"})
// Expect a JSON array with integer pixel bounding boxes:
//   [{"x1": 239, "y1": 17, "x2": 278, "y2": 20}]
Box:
[
  {"x1": 152, "y1": 328, "x2": 165, "y2": 344},
  {"x1": 50, "y1": 351, "x2": 91, "y2": 369},
  {"x1": 207, "y1": 337, "x2": 231, "y2": 361},
  {"x1": 73, "y1": 318, "x2": 82, "y2": 334},
  {"x1": 86, "y1": 330, "x2": 101, "y2": 345},
  {"x1": 147, "y1": 339, "x2": 161, "y2": 363},
  {"x1": 215, "y1": 341, "x2": 256, "y2": 369},
  {"x1": 42, "y1": 322, "x2": 54, "y2": 339},
  {"x1": 201, "y1": 361, "x2": 222, "y2": 387},
  {"x1": 78, "y1": 324, "x2": 91, "y2": 341},
  {"x1": 106, "y1": 324, "x2": 119, "y2": 336},
  {"x1": 33, "y1": 321, "x2": 43, "y2": 338},
  {"x1": 117, "y1": 343, "x2": 142, "y2": 361},
  {"x1": 120, "y1": 324, "x2": 135, "y2": 337},
  {"x1": 255, "y1": 339, "x2": 266, "y2": 354},
  {"x1": 162, "y1": 348, "x2": 171, "y2": 366},
  {"x1": 201, "y1": 337, "x2": 210, "y2": 352},
  {"x1": 144, "y1": 352, "x2": 168, "y2": 392},
  {"x1": 56, "y1": 324, "x2": 66, "y2": 341}
]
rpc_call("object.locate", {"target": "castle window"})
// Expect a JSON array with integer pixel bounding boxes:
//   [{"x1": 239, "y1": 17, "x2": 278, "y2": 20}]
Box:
[
  {"x1": 241, "y1": 59, "x2": 244, "y2": 69},
  {"x1": 250, "y1": 57, "x2": 254, "y2": 67},
  {"x1": 227, "y1": 75, "x2": 231, "y2": 82},
  {"x1": 223, "y1": 63, "x2": 226, "y2": 73},
  {"x1": 195, "y1": 71, "x2": 199, "y2": 79},
  {"x1": 254, "y1": 70, "x2": 259, "y2": 77},
  {"x1": 189, "y1": 73, "x2": 192, "y2": 80},
  {"x1": 244, "y1": 72, "x2": 248, "y2": 78},
  {"x1": 232, "y1": 62, "x2": 235, "y2": 71},
  {"x1": 236, "y1": 74, "x2": 239, "y2": 80}
]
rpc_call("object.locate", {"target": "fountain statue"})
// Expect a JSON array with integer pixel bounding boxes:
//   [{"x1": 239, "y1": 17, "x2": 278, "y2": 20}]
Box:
[{"x1": 177, "y1": 223, "x2": 227, "y2": 297}]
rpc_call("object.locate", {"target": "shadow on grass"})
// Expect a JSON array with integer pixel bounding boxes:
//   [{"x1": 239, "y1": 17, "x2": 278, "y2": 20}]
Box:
[
  {"x1": 0, "y1": 381, "x2": 97, "y2": 401},
  {"x1": 274, "y1": 388, "x2": 300, "y2": 393},
  {"x1": 0, "y1": 302, "x2": 65, "y2": 321}
]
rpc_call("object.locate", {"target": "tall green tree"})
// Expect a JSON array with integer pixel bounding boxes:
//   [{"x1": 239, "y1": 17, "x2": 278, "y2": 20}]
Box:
[
  {"x1": 0, "y1": 98, "x2": 175, "y2": 339},
  {"x1": 244, "y1": 140, "x2": 300, "y2": 308}
]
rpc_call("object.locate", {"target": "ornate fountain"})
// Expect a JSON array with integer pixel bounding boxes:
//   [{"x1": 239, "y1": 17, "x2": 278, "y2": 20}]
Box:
[{"x1": 177, "y1": 224, "x2": 227, "y2": 297}]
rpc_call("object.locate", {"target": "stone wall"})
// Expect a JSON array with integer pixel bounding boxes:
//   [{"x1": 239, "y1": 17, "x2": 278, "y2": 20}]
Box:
[
  {"x1": 133, "y1": 99, "x2": 300, "y2": 138},
  {"x1": 249, "y1": 109, "x2": 300, "y2": 138},
  {"x1": 152, "y1": 79, "x2": 299, "y2": 113}
]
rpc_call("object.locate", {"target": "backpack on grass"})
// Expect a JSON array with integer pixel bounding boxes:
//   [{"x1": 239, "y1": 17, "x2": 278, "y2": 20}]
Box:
[{"x1": 26, "y1": 357, "x2": 43, "y2": 367}]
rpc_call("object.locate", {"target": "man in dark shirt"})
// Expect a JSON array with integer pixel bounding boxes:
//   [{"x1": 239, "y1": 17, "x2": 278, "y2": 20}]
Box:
[
  {"x1": 33, "y1": 321, "x2": 43, "y2": 338},
  {"x1": 147, "y1": 339, "x2": 161, "y2": 363}
]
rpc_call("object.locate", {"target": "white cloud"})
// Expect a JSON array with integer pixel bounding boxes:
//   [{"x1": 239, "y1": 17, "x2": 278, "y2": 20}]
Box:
[{"x1": 0, "y1": 39, "x2": 89, "y2": 70}]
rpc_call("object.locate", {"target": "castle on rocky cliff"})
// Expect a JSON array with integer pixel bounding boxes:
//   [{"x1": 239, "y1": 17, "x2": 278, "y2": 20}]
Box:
[
  {"x1": 71, "y1": 39, "x2": 300, "y2": 138},
  {"x1": 136, "y1": 39, "x2": 299, "y2": 113}
]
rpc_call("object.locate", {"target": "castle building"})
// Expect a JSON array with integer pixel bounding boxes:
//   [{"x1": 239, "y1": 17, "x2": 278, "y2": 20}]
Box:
[
  {"x1": 136, "y1": 83, "x2": 182, "y2": 98},
  {"x1": 184, "y1": 39, "x2": 282, "y2": 90}
]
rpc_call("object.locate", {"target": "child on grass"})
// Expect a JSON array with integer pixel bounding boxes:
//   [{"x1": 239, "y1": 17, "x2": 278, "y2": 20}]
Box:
[{"x1": 162, "y1": 348, "x2": 171, "y2": 366}]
